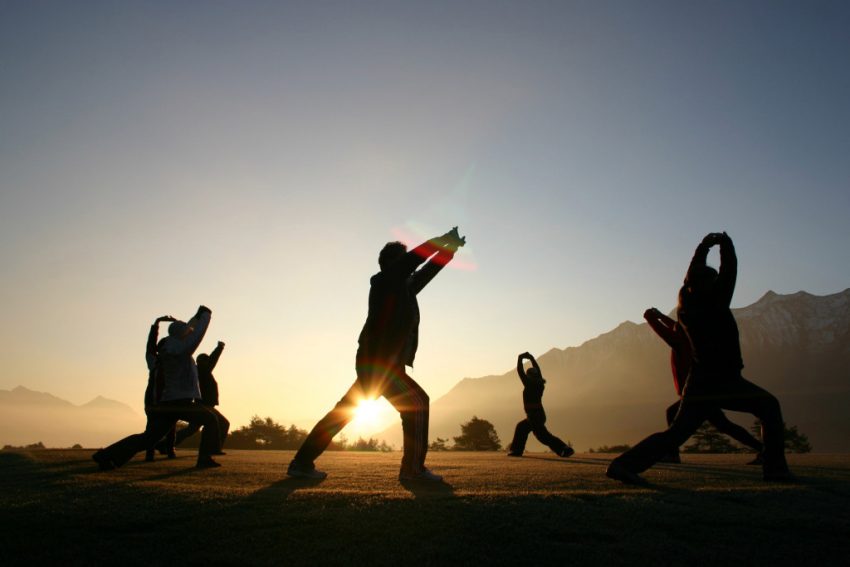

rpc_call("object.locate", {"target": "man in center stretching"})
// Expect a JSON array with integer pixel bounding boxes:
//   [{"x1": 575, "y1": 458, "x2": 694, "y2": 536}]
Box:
[{"x1": 288, "y1": 227, "x2": 467, "y2": 481}]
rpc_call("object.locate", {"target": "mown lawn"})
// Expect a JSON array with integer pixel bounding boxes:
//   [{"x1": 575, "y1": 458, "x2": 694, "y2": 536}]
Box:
[{"x1": 1, "y1": 449, "x2": 849, "y2": 566}]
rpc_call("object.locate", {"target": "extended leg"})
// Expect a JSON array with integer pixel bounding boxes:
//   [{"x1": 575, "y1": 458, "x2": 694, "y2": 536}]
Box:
[
  {"x1": 706, "y1": 407, "x2": 763, "y2": 453},
  {"x1": 509, "y1": 419, "x2": 533, "y2": 456},
  {"x1": 291, "y1": 381, "x2": 362, "y2": 466},
  {"x1": 383, "y1": 369, "x2": 430, "y2": 474}
]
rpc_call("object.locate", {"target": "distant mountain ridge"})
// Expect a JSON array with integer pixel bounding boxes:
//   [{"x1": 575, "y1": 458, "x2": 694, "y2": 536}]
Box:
[
  {"x1": 0, "y1": 386, "x2": 141, "y2": 448},
  {"x1": 382, "y1": 288, "x2": 850, "y2": 452}
]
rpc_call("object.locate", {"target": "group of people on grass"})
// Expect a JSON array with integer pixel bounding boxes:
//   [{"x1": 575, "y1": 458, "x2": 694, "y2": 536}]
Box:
[{"x1": 94, "y1": 227, "x2": 794, "y2": 485}]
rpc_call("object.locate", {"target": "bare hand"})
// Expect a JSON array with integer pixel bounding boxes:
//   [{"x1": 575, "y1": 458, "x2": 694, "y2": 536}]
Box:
[
  {"x1": 643, "y1": 308, "x2": 659, "y2": 320},
  {"x1": 217, "y1": 341, "x2": 225, "y2": 348}
]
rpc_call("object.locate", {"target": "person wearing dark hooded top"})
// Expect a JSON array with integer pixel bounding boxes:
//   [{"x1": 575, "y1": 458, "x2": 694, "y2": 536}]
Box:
[
  {"x1": 288, "y1": 227, "x2": 466, "y2": 481},
  {"x1": 159, "y1": 341, "x2": 230, "y2": 452},
  {"x1": 607, "y1": 233, "x2": 792, "y2": 485},
  {"x1": 93, "y1": 305, "x2": 223, "y2": 470},
  {"x1": 507, "y1": 352, "x2": 574, "y2": 458},
  {"x1": 643, "y1": 307, "x2": 763, "y2": 464},
  {"x1": 142, "y1": 315, "x2": 176, "y2": 462}
]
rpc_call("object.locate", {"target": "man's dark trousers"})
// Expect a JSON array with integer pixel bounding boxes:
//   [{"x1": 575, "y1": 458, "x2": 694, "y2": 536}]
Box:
[
  {"x1": 509, "y1": 408, "x2": 568, "y2": 455},
  {"x1": 611, "y1": 370, "x2": 787, "y2": 475},
  {"x1": 100, "y1": 400, "x2": 221, "y2": 466}
]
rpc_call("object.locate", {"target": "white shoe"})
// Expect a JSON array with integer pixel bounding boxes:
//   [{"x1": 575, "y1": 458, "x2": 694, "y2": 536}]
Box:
[{"x1": 399, "y1": 467, "x2": 443, "y2": 482}]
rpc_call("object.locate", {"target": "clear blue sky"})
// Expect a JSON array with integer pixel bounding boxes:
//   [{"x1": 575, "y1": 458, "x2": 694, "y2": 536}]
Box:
[{"x1": 2, "y1": 1, "x2": 849, "y2": 435}]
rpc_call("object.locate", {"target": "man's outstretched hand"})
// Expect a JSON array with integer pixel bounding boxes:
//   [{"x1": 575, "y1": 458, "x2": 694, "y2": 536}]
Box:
[{"x1": 442, "y1": 226, "x2": 466, "y2": 251}]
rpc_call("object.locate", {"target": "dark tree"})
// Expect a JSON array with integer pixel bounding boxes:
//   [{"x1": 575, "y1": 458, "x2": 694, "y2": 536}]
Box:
[
  {"x1": 226, "y1": 416, "x2": 308, "y2": 450},
  {"x1": 751, "y1": 420, "x2": 812, "y2": 453},
  {"x1": 452, "y1": 416, "x2": 502, "y2": 451},
  {"x1": 683, "y1": 423, "x2": 742, "y2": 453},
  {"x1": 429, "y1": 437, "x2": 451, "y2": 451},
  {"x1": 348, "y1": 437, "x2": 393, "y2": 452}
]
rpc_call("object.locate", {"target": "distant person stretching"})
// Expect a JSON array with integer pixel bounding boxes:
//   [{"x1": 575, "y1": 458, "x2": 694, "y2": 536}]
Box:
[
  {"x1": 643, "y1": 307, "x2": 763, "y2": 463},
  {"x1": 507, "y1": 352, "x2": 574, "y2": 458},
  {"x1": 158, "y1": 341, "x2": 230, "y2": 454},
  {"x1": 143, "y1": 314, "x2": 177, "y2": 462},
  {"x1": 288, "y1": 227, "x2": 467, "y2": 481},
  {"x1": 607, "y1": 233, "x2": 792, "y2": 485},
  {"x1": 93, "y1": 305, "x2": 223, "y2": 470}
]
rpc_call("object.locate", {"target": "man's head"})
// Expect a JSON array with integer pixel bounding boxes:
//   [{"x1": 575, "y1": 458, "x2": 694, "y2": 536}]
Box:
[
  {"x1": 168, "y1": 321, "x2": 192, "y2": 338},
  {"x1": 196, "y1": 353, "x2": 210, "y2": 369},
  {"x1": 526, "y1": 367, "x2": 543, "y2": 382},
  {"x1": 378, "y1": 241, "x2": 407, "y2": 270}
]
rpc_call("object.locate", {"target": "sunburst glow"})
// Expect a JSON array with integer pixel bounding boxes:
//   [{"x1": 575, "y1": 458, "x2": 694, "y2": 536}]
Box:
[{"x1": 352, "y1": 398, "x2": 383, "y2": 427}]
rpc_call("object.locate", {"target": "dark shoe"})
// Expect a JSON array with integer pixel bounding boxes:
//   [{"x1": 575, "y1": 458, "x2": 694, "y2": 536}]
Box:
[
  {"x1": 196, "y1": 456, "x2": 222, "y2": 469},
  {"x1": 166, "y1": 451, "x2": 177, "y2": 459},
  {"x1": 606, "y1": 461, "x2": 649, "y2": 486},
  {"x1": 659, "y1": 452, "x2": 682, "y2": 464},
  {"x1": 92, "y1": 450, "x2": 116, "y2": 471},
  {"x1": 507, "y1": 452, "x2": 523, "y2": 457},
  {"x1": 287, "y1": 460, "x2": 327, "y2": 480},
  {"x1": 559, "y1": 446, "x2": 575, "y2": 458},
  {"x1": 144, "y1": 449, "x2": 155, "y2": 462},
  {"x1": 746, "y1": 452, "x2": 764, "y2": 466},
  {"x1": 399, "y1": 467, "x2": 443, "y2": 482}
]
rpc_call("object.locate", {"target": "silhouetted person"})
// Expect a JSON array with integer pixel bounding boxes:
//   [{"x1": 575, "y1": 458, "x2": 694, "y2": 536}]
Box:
[
  {"x1": 93, "y1": 305, "x2": 223, "y2": 470},
  {"x1": 607, "y1": 233, "x2": 792, "y2": 485},
  {"x1": 143, "y1": 315, "x2": 177, "y2": 462},
  {"x1": 288, "y1": 227, "x2": 467, "y2": 481},
  {"x1": 643, "y1": 307, "x2": 763, "y2": 464},
  {"x1": 507, "y1": 352, "x2": 574, "y2": 458},
  {"x1": 159, "y1": 341, "x2": 230, "y2": 453}
]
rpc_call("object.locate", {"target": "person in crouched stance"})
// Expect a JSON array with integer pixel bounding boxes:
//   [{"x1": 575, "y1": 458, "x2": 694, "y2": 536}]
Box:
[{"x1": 508, "y1": 352, "x2": 574, "y2": 458}]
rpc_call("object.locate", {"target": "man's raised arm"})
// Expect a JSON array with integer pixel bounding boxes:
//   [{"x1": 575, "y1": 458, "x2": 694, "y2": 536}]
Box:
[
  {"x1": 406, "y1": 227, "x2": 466, "y2": 294},
  {"x1": 715, "y1": 232, "x2": 737, "y2": 306},
  {"x1": 684, "y1": 234, "x2": 714, "y2": 286},
  {"x1": 208, "y1": 341, "x2": 225, "y2": 371}
]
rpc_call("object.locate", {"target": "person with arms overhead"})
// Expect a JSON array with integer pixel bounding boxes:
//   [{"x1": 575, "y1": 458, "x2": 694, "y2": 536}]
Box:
[
  {"x1": 288, "y1": 227, "x2": 467, "y2": 481},
  {"x1": 607, "y1": 233, "x2": 792, "y2": 485},
  {"x1": 143, "y1": 314, "x2": 176, "y2": 462},
  {"x1": 93, "y1": 305, "x2": 223, "y2": 470},
  {"x1": 643, "y1": 307, "x2": 763, "y2": 464},
  {"x1": 507, "y1": 352, "x2": 574, "y2": 458},
  {"x1": 159, "y1": 340, "x2": 230, "y2": 453}
]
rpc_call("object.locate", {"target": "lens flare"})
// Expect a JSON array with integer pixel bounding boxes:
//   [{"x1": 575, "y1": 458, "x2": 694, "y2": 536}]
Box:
[
  {"x1": 390, "y1": 164, "x2": 478, "y2": 272},
  {"x1": 352, "y1": 398, "x2": 383, "y2": 427}
]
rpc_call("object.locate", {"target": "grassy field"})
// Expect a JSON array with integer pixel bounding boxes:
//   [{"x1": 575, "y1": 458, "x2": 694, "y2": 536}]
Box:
[{"x1": 2, "y1": 449, "x2": 849, "y2": 566}]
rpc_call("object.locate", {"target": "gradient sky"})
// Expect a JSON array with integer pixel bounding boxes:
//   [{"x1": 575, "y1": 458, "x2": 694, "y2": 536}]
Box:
[{"x1": 2, "y1": 1, "x2": 849, "y2": 437}]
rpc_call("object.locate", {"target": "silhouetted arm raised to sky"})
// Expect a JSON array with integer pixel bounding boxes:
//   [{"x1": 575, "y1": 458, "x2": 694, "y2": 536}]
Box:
[
  {"x1": 178, "y1": 306, "x2": 212, "y2": 355},
  {"x1": 715, "y1": 232, "x2": 737, "y2": 307},
  {"x1": 402, "y1": 227, "x2": 466, "y2": 294},
  {"x1": 208, "y1": 341, "x2": 225, "y2": 371},
  {"x1": 644, "y1": 308, "x2": 678, "y2": 348},
  {"x1": 146, "y1": 315, "x2": 175, "y2": 371},
  {"x1": 517, "y1": 353, "x2": 530, "y2": 386},
  {"x1": 685, "y1": 235, "x2": 713, "y2": 286}
]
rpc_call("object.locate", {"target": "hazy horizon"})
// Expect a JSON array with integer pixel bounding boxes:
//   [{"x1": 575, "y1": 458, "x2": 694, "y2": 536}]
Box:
[{"x1": 2, "y1": 2, "x2": 850, "y2": 439}]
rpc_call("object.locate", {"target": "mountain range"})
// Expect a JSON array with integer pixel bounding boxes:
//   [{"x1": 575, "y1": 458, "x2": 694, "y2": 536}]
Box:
[
  {"x1": 381, "y1": 288, "x2": 850, "y2": 452},
  {"x1": 0, "y1": 386, "x2": 141, "y2": 448}
]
